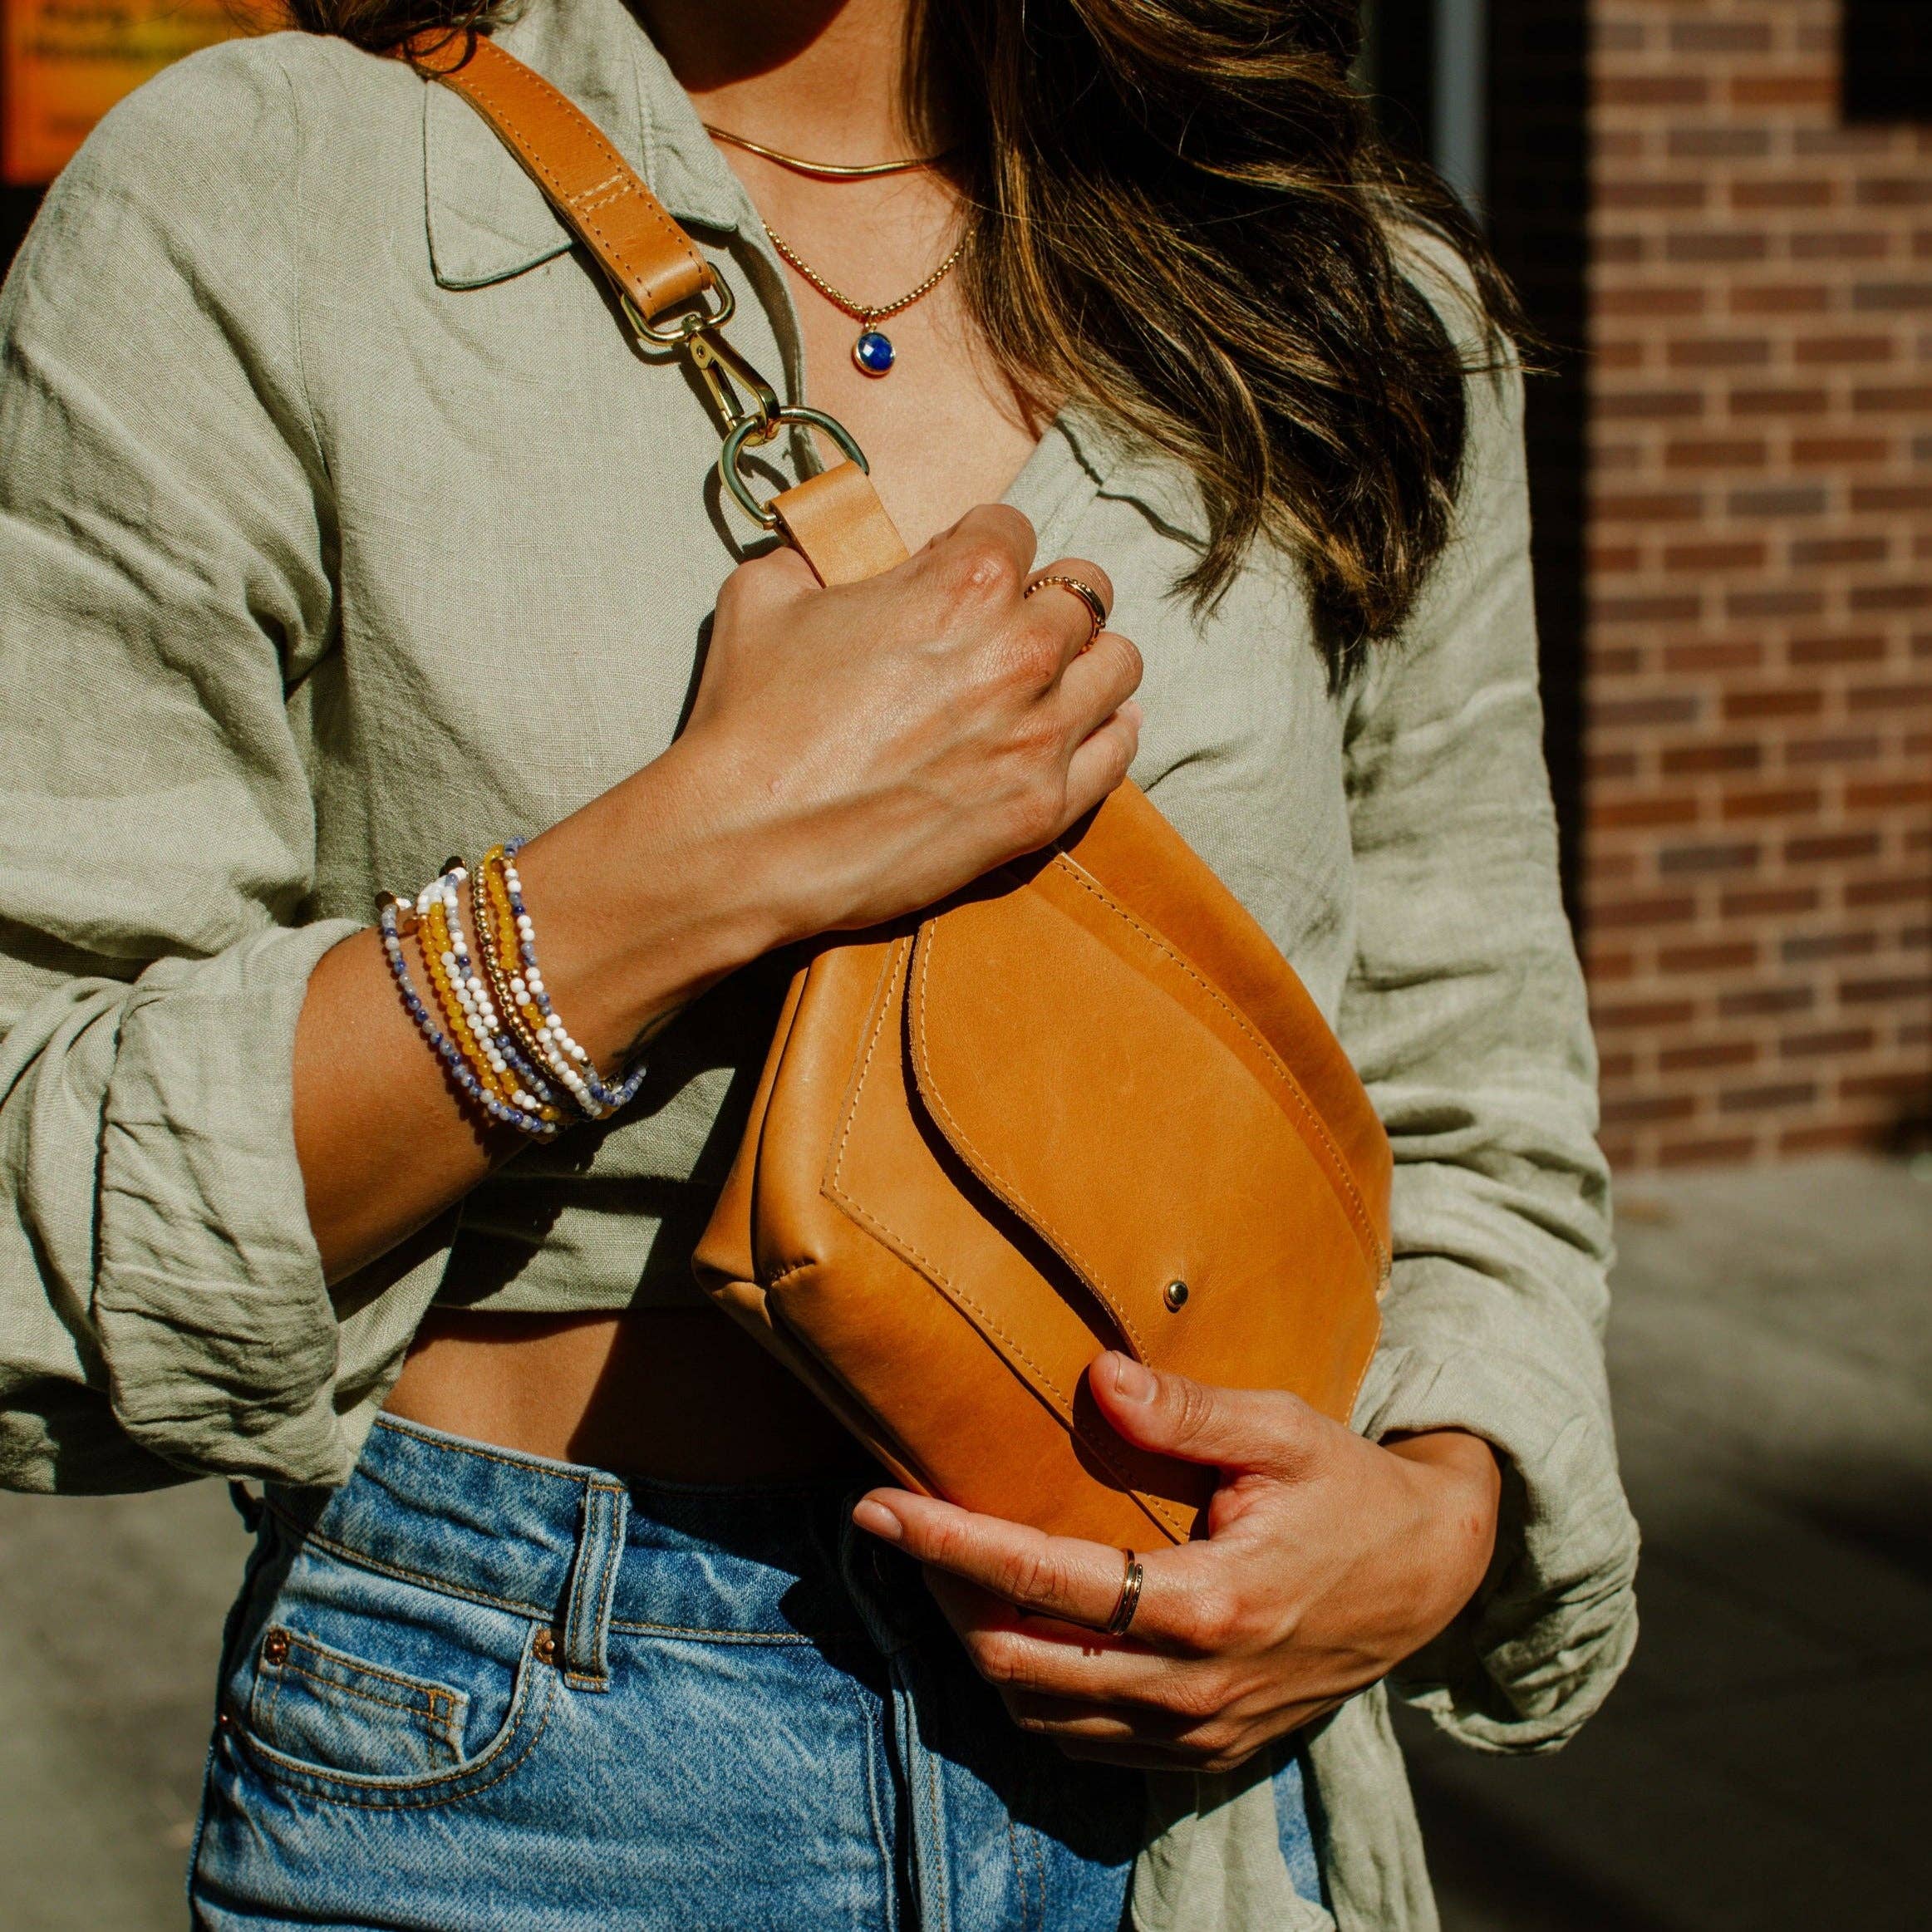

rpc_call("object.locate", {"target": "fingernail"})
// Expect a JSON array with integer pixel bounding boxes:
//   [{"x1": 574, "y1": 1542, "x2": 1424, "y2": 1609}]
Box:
[
  {"x1": 852, "y1": 1498, "x2": 903, "y2": 1542},
  {"x1": 1108, "y1": 1353, "x2": 1157, "y2": 1402}
]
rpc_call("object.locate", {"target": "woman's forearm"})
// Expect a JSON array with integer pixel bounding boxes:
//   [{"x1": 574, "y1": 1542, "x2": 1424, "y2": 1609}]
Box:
[
  {"x1": 293, "y1": 513, "x2": 1140, "y2": 1283},
  {"x1": 292, "y1": 738, "x2": 789, "y2": 1282}
]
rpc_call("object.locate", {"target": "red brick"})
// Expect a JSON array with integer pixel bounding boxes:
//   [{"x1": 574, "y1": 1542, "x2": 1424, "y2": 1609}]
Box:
[
  {"x1": 1718, "y1": 1079, "x2": 1819, "y2": 1112},
  {"x1": 1846, "y1": 873, "x2": 1932, "y2": 908},
  {"x1": 1720, "y1": 783, "x2": 1821, "y2": 817},
  {"x1": 1594, "y1": 694, "x2": 1703, "y2": 728},
  {"x1": 1600, "y1": 180, "x2": 1708, "y2": 212},
  {"x1": 1671, "y1": 20, "x2": 1771, "y2": 55},
  {"x1": 1846, "y1": 778, "x2": 1932, "y2": 809},
  {"x1": 1666, "y1": 332, "x2": 1772, "y2": 363},
  {"x1": 1722, "y1": 887, "x2": 1821, "y2": 918},
  {"x1": 1591, "y1": 795, "x2": 1703, "y2": 829},
  {"x1": 1599, "y1": 76, "x2": 1708, "y2": 108},
  {"x1": 1718, "y1": 985, "x2": 1816, "y2": 1017},
  {"x1": 1659, "y1": 941, "x2": 1759, "y2": 973},
  {"x1": 1780, "y1": 1027, "x2": 1878, "y2": 1059},
  {"x1": 1789, "y1": 535, "x2": 1888, "y2": 566},
  {"x1": 1661, "y1": 741, "x2": 1762, "y2": 775},
  {"x1": 1664, "y1": 437, "x2": 1767, "y2": 468},
  {"x1": 1789, "y1": 632, "x2": 1888, "y2": 666},
  {"x1": 1781, "y1": 927, "x2": 1879, "y2": 961},
  {"x1": 1720, "y1": 691, "x2": 1823, "y2": 722},
  {"x1": 1731, "y1": 387, "x2": 1831, "y2": 417},
  {"x1": 1664, "y1": 641, "x2": 1764, "y2": 673},
  {"x1": 1730, "y1": 285, "x2": 1831, "y2": 315},
  {"x1": 1592, "y1": 894, "x2": 1700, "y2": 930},
  {"x1": 1851, "y1": 484, "x2": 1932, "y2": 513},
  {"x1": 1598, "y1": 389, "x2": 1705, "y2": 420},
  {"x1": 1851, "y1": 384, "x2": 1932, "y2": 411},
  {"x1": 1594, "y1": 997, "x2": 1700, "y2": 1032},
  {"x1": 1730, "y1": 75, "x2": 1835, "y2": 110},
  {"x1": 1850, "y1": 583, "x2": 1932, "y2": 613},
  {"x1": 1659, "y1": 1040, "x2": 1759, "y2": 1072},
  {"x1": 1657, "y1": 1134, "x2": 1758, "y2": 1165},
  {"x1": 1600, "y1": 1092, "x2": 1699, "y2": 1125},
  {"x1": 1733, "y1": 179, "x2": 1833, "y2": 211},
  {"x1": 1841, "y1": 973, "x2": 1932, "y2": 1004},
  {"x1": 1663, "y1": 540, "x2": 1767, "y2": 571},
  {"x1": 1793, "y1": 335, "x2": 1897, "y2": 365},
  {"x1": 1595, "y1": 490, "x2": 1704, "y2": 522},
  {"x1": 1659, "y1": 841, "x2": 1761, "y2": 874},
  {"x1": 1787, "y1": 832, "x2": 1886, "y2": 865},
  {"x1": 1778, "y1": 1122, "x2": 1887, "y2": 1154}
]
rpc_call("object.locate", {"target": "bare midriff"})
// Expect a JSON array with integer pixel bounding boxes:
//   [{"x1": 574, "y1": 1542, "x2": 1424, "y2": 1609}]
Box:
[{"x1": 382, "y1": 1307, "x2": 880, "y2": 1483}]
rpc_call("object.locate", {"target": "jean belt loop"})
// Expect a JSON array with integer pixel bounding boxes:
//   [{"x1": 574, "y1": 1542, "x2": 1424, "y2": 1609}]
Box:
[{"x1": 560, "y1": 1477, "x2": 629, "y2": 1692}]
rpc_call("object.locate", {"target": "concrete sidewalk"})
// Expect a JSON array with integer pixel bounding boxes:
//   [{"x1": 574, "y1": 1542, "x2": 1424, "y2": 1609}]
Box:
[
  {"x1": 2, "y1": 1155, "x2": 1927, "y2": 1929},
  {"x1": 1401, "y1": 1155, "x2": 1932, "y2": 1930}
]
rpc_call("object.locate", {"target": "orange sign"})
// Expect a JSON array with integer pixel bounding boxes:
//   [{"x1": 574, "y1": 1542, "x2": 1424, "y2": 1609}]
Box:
[{"x1": 2, "y1": 0, "x2": 248, "y2": 186}]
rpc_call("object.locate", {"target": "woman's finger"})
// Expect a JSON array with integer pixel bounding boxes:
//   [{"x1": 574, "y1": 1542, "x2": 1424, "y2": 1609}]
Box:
[
  {"x1": 1055, "y1": 629, "x2": 1143, "y2": 731},
  {"x1": 923, "y1": 1570, "x2": 1191, "y2": 1705},
  {"x1": 1025, "y1": 554, "x2": 1116, "y2": 660},
  {"x1": 853, "y1": 1487, "x2": 1217, "y2": 1646},
  {"x1": 1061, "y1": 701, "x2": 1141, "y2": 819}
]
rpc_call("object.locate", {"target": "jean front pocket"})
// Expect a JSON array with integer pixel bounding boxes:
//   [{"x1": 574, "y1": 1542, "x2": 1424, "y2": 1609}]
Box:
[
  {"x1": 247, "y1": 1624, "x2": 469, "y2": 1781},
  {"x1": 223, "y1": 1532, "x2": 557, "y2": 1811}
]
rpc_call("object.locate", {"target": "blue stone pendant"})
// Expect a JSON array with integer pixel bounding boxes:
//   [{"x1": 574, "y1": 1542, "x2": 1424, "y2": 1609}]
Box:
[{"x1": 853, "y1": 328, "x2": 896, "y2": 376}]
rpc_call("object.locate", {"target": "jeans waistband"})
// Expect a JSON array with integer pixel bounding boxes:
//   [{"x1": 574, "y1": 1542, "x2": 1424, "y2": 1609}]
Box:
[{"x1": 265, "y1": 1413, "x2": 868, "y2": 1656}]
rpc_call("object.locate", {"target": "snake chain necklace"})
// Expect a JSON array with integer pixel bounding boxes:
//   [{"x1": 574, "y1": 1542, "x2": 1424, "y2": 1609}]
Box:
[{"x1": 704, "y1": 122, "x2": 962, "y2": 377}]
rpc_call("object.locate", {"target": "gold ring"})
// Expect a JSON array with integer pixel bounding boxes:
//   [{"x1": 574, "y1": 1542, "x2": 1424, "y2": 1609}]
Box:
[
  {"x1": 1103, "y1": 1548, "x2": 1143, "y2": 1638},
  {"x1": 1025, "y1": 573, "x2": 1109, "y2": 648}
]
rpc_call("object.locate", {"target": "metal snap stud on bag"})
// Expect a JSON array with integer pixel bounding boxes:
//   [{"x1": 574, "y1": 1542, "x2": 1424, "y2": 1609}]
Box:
[{"x1": 1163, "y1": 1280, "x2": 1189, "y2": 1311}]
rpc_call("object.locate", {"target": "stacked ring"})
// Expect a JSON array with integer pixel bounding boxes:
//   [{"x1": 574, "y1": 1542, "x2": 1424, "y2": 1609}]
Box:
[
  {"x1": 1024, "y1": 573, "x2": 1109, "y2": 650},
  {"x1": 1104, "y1": 1548, "x2": 1144, "y2": 1637}
]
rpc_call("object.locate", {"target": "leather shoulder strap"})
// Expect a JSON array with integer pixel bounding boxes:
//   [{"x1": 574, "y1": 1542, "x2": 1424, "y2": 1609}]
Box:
[
  {"x1": 410, "y1": 33, "x2": 910, "y2": 590},
  {"x1": 413, "y1": 32, "x2": 712, "y2": 322}
]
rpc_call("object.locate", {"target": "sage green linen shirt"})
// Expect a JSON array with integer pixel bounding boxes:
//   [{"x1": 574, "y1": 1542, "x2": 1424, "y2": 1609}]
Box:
[{"x1": 0, "y1": 2, "x2": 1638, "y2": 1924}]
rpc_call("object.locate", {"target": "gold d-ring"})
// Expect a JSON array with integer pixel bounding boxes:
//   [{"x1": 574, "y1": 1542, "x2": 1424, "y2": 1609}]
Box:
[
  {"x1": 1025, "y1": 573, "x2": 1109, "y2": 649},
  {"x1": 1104, "y1": 1549, "x2": 1143, "y2": 1637}
]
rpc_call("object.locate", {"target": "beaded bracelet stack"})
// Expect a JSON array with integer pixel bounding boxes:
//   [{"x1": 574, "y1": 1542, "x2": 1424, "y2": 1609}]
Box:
[{"x1": 378, "y1": 838, "x2": 646, "y2": 1139}]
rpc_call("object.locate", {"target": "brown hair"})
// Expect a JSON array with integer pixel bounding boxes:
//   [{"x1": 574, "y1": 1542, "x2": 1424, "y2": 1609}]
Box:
[{"x1": 286, "y1": 0, "x2": 1520, "y2": 686}]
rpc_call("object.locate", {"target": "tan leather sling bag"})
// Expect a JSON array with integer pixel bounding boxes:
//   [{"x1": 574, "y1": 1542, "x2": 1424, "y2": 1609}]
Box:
[{"x1": 425, "y1": 34, "x2": 1392, "y2": 1551}]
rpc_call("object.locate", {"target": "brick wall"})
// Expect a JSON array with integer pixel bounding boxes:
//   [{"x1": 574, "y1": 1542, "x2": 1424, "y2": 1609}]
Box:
[{"x1": 1585, "y1": 0, "x2": 1932, "y2": 1167}]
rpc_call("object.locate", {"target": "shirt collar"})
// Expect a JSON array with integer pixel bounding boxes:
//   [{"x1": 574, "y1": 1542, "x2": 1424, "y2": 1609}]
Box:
[
  {"x1": 425, "y1": 0, "x2": 748, "y2": 291},
  {"x1": 420, "y1": 0, "x2": 1204, "y2": 545}
]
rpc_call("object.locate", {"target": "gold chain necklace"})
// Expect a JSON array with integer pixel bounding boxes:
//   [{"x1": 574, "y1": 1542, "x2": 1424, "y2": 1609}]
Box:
[
  {"x1": 760, "y1": 222, "x2": 967, "y2": 378},
  {"x1": 702, "y1": 123, "x2": 949, "y2": 180}
]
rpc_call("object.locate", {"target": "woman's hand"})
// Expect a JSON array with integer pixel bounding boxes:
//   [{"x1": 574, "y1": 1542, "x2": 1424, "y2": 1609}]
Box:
[
  {"x1": 297, "y1": 500, "x2": 1136, "y2": 1279},
  {"x1": 676, "y1": 503, "x2": 1143, "y2": 941},
  {"x1": 851, "y1": 1352, "x2": 1502, "y2": 1772}
]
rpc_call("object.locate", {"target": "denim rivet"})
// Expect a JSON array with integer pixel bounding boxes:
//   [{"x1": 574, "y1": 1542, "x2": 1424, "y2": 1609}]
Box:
[
  {"x1": 533, "y1": 1628, "x2": 557, "y2": 1665},
  {"x1": 262, "y1": 1627, "x2": 290, "y2": 1666}
]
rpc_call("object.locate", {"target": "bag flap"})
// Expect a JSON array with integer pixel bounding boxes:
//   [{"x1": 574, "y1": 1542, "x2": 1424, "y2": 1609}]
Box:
[{"x1": 905, "y1": 862, "x2": 1384, "y2": 1413}]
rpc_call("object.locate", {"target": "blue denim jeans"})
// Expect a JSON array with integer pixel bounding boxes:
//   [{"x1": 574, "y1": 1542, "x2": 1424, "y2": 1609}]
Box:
[{"x1": 190, "y1": 1413, "x2": 1320, "y2": 1930}]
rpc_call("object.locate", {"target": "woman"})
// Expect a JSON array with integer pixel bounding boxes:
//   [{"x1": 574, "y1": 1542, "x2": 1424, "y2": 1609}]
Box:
[{"x1": 0, "y1": 0, "x2": 1637, "y2": 1924}]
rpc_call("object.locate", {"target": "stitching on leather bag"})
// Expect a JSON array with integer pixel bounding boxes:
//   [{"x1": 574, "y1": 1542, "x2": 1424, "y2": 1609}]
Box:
[
  {"x1": 827, "y1": 1190, "x2": 1188, "y2": 1543},
  {"x1": 452, "y1": 64, "x2": 705, "y2": 298},
  {"x1": 909, "y1": 934, "x2": 1151, "y2": 1362},
  {"x1": 819, "y1": 943, "x2": 1191, "y2": 1543},
  {"x1": 1045, "y1": 858, "x2": 1389, "y2": 1276}
]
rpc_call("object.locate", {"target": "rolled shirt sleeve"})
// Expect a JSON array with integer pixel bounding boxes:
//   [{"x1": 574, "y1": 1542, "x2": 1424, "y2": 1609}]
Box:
[
  {"x1": 0, "y1": 47, "x2": 435, "y2": 1492},
  {"x1": 1338, "y1": 327, "x2": 1639, "y2": 1750}
]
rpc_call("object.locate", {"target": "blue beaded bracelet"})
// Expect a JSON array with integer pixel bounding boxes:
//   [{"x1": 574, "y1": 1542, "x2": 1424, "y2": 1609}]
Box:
[
  {"x1": 378, "y1": 888, "x2": 563, "y2": 1140},
  {"x1": 495, "y1": 837, "x2": 650, "y2": 1120}
]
